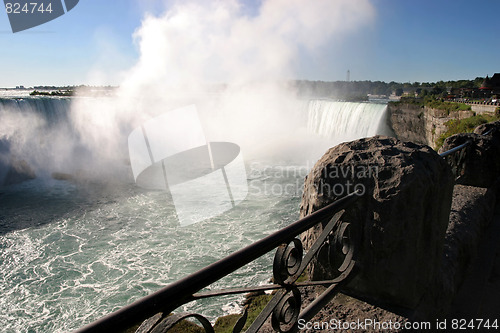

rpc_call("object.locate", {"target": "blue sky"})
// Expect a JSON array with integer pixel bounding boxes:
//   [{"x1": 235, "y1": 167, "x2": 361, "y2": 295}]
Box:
[{"x1": 0, "y1": 0, "x2": 499, "y2": 87}]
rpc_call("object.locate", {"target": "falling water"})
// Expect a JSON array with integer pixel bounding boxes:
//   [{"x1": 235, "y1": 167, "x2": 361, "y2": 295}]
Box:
[{"x1": 307, "y1": 99, "x2": 390, "y2": 141}]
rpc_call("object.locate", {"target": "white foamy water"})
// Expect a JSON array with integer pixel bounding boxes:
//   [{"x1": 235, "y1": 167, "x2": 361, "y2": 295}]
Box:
[
  {"x1": 0, "y1": 172, "x2": 304, "y2": 332},
  {"x1": 0, "y1": 97, "x2": 390, "y2": 332}
]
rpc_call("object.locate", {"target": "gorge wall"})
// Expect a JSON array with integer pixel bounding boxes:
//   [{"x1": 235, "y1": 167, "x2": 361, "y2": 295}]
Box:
[{"x1": 387, "y1": 103, "x2": 481, "y2": 148}]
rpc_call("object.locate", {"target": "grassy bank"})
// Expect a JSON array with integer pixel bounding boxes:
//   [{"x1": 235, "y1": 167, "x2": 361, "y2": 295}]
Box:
[
  {"x1": 390, "y1": 97, "x2": 471, "y2": 114},
  {"x1": 436, "y1": 114, "x2": 500, "y2": 149}
]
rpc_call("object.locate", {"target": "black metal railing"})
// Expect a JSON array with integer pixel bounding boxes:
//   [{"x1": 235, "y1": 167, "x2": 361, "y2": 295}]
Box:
[
  {"x1": 439, "y1": 141, "x2": 471, "y2": 158},
  {"x1": 439, "y1": 128, "x2": 494, "y2": 180},
  {"x1": 75, "y1": 191, "x2": 361, "y2": 333},
  {"x1": 439, "y1": 128, "x2": 492, "y2": 159},
  {"x1": 440, "y1": 140, "x2": 471, "y2": 181}
]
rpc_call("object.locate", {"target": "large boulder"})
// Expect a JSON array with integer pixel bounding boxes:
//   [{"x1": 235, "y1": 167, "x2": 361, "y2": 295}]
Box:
[
  {"x1": 473, "y1": 119, "x2": 500, "y2": 136},
  {"x1": 300, "y1": 136, "x2": 454, "y2": 318},
  {"x1": 439, "y1": 121, "x2": 500, "y2": 188}
]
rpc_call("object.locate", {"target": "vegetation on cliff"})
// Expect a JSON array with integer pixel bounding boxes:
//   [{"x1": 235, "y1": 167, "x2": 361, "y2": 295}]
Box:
[
  {"x1": 390, "y1": 96, "x2": 471, "y2": 114},
  {"x1": 436, "y1": 114, "x2": 500, "y2": 149},
  {"x1": 214, "y1": 293, "x2": 273, "y2": 333}
]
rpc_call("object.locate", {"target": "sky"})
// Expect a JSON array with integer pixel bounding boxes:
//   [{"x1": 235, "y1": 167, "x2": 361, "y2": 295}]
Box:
[{"x1": 0, "y1": 0, "x2": 499, "y2": 88}]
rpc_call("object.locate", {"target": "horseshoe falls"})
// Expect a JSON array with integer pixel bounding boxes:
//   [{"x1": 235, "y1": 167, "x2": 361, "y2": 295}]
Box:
[
  {"x1": 0, "y1": 96, "x2": 390, "y2": 332},
  {"x1": 307, "y1": 99, "x2": 391, "y2": 142}
]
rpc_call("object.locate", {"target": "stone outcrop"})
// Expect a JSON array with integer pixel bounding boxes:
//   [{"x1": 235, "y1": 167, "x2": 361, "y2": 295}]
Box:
[
  {"x1": 300, "y1": 136, "x2": 454, "y2": 318},
  {"x1": 439, "y1": 121, "x2": 500, "y2": 188},
  {"x1": 474, "y1": 119, "x2": 500, "y2": 136},
  {"x1": 387, "y1": 103, "x2": 427, "y2": 145}
]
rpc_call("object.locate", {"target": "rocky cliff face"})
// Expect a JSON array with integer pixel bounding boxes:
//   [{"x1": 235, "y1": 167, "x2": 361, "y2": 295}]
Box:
[
  {"x1": 386, "y1": 103, "x2": 427, "y2": 144},
  {"x1": 300, "y1": 136, "x2": 454, "y2": 318},
  {"x1": 387, "y1": 103, "x2": 475, "y2": 148}
]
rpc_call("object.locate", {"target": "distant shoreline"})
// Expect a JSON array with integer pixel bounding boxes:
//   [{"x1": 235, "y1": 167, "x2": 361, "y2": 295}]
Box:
[{"x1": 0, "y1": 86, "x2": 118, "y2": 98}]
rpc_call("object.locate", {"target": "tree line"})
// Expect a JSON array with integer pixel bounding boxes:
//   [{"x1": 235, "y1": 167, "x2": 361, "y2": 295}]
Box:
[{"x1": 292, "y1": 77, "x2": 485, "y2": 99}]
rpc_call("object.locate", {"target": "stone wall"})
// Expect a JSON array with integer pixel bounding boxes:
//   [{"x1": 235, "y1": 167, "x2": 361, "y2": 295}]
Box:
[{"x1": 470, "y1": 104, "x2": 498, "y2": 114}]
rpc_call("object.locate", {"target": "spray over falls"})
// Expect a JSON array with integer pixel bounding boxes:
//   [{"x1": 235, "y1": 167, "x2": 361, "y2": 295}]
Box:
[{"x1": 0, "y1": 97, "x2": 392, "y2": 187}]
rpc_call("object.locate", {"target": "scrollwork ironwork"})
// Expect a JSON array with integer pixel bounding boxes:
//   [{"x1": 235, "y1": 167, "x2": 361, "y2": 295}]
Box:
[
  {"x1": 319, "y1": 221, "x2": 354, "y2": 275},
  {"x1": 135, "y1": 309, "x2": 249, "y2": 333},
  {"x1": 137, "y1": 211, "x2": 357, "y2": 333},
  {"x1": 232, "y1": 308, "x2": 248, "y2": 333},
  {"x1": 271, "y1": 287, "x2": 301, "y2": 333},
  {"x1": 273, "y1": 238, "x2": 303, "y2": 285},
  {"x1": 148, "y1": 313, "x2": 214, "y2": 333}
]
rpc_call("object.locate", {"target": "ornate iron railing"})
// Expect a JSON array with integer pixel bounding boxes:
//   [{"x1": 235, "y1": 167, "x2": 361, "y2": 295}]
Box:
[{"x1": 75, "y1": 191, "x2": 361, "y2": 333}]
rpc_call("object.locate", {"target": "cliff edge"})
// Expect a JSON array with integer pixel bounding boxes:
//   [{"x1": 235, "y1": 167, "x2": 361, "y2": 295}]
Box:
[
  {"x1": 299, "y1": 125, "x2": 500, "y2": 328},
  {"x1": 387, "y1": 102, "x2": 477, "y2": 148}
]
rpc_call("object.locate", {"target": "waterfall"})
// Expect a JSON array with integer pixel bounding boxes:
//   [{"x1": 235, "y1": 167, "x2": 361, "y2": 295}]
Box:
[
  {"x1": 0, "y1": 98, "x2": 73, "y2": 185},
  {"x1": 0, "y1": 97, "x2": 393, "y2": 186},
  {"x1": 0, "y1": 97, "x2": 71, "y2": 125},
  {"x1": 307, "y1": 100, "x2": 390, "y2": 141}
]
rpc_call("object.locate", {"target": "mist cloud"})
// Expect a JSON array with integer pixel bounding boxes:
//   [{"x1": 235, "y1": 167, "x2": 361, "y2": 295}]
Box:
[
  {"x1": 120, "y1": 0, "x2": 375, "y2": 95},
  {"x1": 5, "y1": 0, "x2": 376, "y2": 182}
]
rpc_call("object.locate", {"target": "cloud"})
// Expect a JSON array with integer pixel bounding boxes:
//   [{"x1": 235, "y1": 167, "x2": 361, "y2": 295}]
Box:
[{"x1": 120, "y1": 0, "x2": 375, "y2": 94}]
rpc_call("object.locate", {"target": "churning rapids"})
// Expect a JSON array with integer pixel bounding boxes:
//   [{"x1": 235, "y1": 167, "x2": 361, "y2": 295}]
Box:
[{"x1": 0, "y1": 96, "x2": 390, "y2": 332}]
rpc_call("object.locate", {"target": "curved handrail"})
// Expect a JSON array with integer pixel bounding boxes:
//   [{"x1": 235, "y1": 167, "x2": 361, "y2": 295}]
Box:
[{"x1": 439, "y1": 141, "x2": 471, "y2": 158}]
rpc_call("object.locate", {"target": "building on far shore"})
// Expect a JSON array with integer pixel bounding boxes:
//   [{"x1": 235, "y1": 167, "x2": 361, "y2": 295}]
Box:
[
  {"x1": 446, "y1": 73, "x2": 499, "y2": 101},
  {"x1": 480, "y1": 73, "x2": 500, "y2": 96}
]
